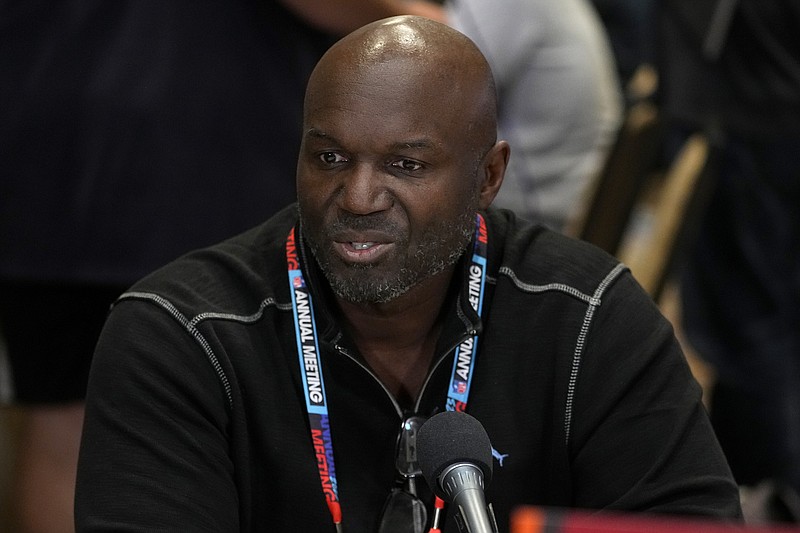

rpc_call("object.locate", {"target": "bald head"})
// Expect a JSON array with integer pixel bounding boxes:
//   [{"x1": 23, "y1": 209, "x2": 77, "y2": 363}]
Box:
[
  {"x1": 304, "y1": 15, "x2": 499, "y2": 155},
  {"x1": 296, "y1": 16, "x2": 510, "y2": 305}
]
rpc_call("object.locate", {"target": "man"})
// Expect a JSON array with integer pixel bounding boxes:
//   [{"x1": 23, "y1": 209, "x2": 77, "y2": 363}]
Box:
[{"x1": 75, "y1": 16, "x2": 741, "y2": 532}]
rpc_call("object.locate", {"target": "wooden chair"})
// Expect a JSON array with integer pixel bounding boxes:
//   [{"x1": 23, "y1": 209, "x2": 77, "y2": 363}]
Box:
[
  {"x1": 618, "y1": 132, "x2": 719, "y2": 302},
  {"x1": 569, "y1": 99, "x2": 665, "y2": 256}
]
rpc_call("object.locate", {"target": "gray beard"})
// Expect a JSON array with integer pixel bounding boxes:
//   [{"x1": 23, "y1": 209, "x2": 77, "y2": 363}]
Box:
[{"x1": 306, "y1": 210, "x2": 477, "y2": 304}]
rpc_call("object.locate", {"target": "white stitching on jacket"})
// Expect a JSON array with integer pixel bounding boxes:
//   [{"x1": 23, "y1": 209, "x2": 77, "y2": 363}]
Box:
[
  {"x1": 563, "y1": 263, "x2": 626, "y2": 445},
  {"x1": 497, "y1": 262, "x2": 627, "y2": 446}
]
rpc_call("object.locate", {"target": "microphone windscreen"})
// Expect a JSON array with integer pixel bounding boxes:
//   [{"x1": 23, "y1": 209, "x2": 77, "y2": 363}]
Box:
[{"x1": 417, "y1": 410, "x2": 493, "y2": 497}]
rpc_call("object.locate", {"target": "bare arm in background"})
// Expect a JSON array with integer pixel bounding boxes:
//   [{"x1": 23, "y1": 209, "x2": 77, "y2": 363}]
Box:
[{"x1": 280, "y1": 0, "x2": 446, "y2": 35}]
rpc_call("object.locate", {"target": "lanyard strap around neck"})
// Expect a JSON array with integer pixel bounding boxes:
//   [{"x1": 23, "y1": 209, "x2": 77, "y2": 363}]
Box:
[
  {"x1": 446, "y1": 213, "x2": 488, "y2": 413},
  {"x1": 285, "y1": 214, "x2": 488, "y2": 530},
  {"x1": 286, "y1": 227, "x2": 342, "y2": 529}
]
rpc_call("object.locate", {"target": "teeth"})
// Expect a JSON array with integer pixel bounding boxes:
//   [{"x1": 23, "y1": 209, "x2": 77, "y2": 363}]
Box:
[{"x1": 352, "y1": 242, "x2": 374, "y2": 250}]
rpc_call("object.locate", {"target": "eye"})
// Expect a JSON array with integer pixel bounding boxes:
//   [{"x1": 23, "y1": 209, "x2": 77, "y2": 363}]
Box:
[
  {"x1": 391, "y1": 158, "x2": 424, "y2": 173},
  {"x1": 318, "y1": 151, "x2": 348, "y2": 165}
]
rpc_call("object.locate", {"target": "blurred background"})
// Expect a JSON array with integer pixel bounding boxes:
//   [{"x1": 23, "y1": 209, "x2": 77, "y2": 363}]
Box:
[{"x1": 2, "y1": 0, "x2": 798, "y2": 531}]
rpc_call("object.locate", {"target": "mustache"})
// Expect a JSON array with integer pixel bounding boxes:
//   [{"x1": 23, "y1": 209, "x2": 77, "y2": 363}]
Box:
[{"x1": 326, "y1": 213, "x2": 403, "y2": 237}]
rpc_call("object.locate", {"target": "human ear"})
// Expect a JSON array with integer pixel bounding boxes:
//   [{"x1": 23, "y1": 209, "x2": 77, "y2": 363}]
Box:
[{"x1": 477, "y1": 140, "x2": 510, "y2": 210}]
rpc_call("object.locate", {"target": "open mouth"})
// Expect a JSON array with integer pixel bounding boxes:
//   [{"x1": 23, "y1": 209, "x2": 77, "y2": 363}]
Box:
[{"x1": 334, "y1": 240, "x2": 392, "y2": 263}]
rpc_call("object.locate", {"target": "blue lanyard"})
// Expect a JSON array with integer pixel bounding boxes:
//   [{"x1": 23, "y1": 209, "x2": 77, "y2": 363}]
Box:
[
  {"x1": 286, "y1": 227, "x2": 342, "y2": 529},
  {"x1": 446, "y1": 213, "x2": 488, "y2": 414},
  {"x1": 286, "y1": 214, "x2": 488, "y2": 530}
]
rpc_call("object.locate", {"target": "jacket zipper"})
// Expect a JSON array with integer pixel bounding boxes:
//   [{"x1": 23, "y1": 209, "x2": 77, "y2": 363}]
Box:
[{"x1": 331, "y1": 329, "x2": 475, "y2": 418}]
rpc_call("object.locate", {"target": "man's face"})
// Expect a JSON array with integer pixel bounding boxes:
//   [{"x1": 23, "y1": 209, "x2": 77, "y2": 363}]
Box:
[{"x1": 297, "y1": 57, "x2": 486, "y2": 304}]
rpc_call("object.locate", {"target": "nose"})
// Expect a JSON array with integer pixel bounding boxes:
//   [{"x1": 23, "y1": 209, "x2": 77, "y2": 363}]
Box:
[{"x1": 337, "y1": 162, "x2": 392, "y2": 215}]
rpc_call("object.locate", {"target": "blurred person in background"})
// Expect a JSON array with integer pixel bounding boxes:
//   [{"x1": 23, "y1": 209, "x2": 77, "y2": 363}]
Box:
[
  {"x1": 590, "y1": 0, "x2": 658, "y2": 92},
  {"x1": 444, "y1": 0, "x2": 623, "y2": 232},
  {"x1": 0, "y1": 1, "x2": 444, "y2": 531},
  {"x1": 658, "y1": 0, "x2": 800, "y2": 521}
]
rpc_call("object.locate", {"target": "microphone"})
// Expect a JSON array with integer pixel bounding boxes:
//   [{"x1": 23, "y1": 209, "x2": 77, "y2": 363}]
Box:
[{"x1": 417, "y1": 411, "x2": 497, "y2": 533}]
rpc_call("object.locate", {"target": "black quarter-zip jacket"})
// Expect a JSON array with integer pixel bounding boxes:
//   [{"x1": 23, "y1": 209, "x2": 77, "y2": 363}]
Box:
[{"x1": 76, "y1": 206, "x2": 742, "y2": 532}]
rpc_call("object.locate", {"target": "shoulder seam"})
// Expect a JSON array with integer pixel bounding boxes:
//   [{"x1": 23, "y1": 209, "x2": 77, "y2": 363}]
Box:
[
  {"x1": 563, "y1": 262, "x2": 627, "y2": 446},
  {"x1": 497, "y1": 265, "x2": 600, "y2": 305},
  {"x1": 115, "y1": 291, "x2": 239, "y2": 410},
  {"x1": 189, "y1": 298, "x2": 292, "y2": 328}
]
